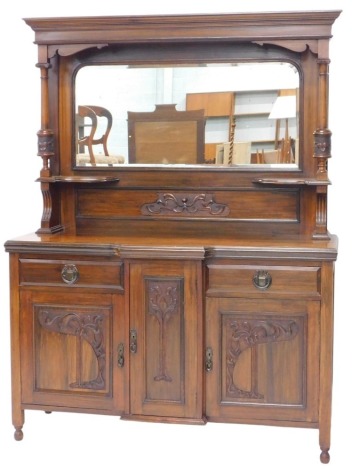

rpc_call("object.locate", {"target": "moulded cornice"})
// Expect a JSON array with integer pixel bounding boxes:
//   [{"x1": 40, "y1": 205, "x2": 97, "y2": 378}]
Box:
[{"x1": 24, "y1": 11, "x2": 342, "y2": 47}]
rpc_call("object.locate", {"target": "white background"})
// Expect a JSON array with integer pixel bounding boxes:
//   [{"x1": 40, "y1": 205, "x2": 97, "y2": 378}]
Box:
[{"x1": 0, "y1": 1, "x2": 350, "y2": 469}]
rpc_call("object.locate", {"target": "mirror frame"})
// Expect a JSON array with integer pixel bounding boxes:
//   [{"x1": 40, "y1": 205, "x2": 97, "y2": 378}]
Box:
[
  {"x1": 73, "y1": 55, "x2": 301, "y2": 169},
  {"x1": 24, "y1": 11, "x2": 340, "y2": 180}
]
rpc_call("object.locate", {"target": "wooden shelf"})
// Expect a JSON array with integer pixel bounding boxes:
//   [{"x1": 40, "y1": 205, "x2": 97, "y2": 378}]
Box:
[
  {"x1": 253, "y1": 178, "x2": 331, "y2": 186},
  {"x1": 36, "y1": 176, "x2": 119, "y2": 184}
]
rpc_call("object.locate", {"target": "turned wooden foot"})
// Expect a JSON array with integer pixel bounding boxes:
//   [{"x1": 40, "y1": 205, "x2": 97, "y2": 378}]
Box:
[
  {"x1": 320, "y1": 449, "x2": 330, "y2": 464},
  {"x1": 14, "y1": 427, "x2": 23, "y2": 441}
]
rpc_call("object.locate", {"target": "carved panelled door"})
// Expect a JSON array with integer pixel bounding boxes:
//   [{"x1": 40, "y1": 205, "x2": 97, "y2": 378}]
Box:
[
  {"x1": 206, "y1": 297, "x2": 320, "y2": 423},
  {"x1": 129, "y1": 260, "x2": 203, "y2": 421},
  {"x1": 20, "y1": 290, "x2": 125, "y2": 413}
]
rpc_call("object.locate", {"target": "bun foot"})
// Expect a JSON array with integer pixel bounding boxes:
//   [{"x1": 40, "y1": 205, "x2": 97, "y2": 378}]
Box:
[
  {"x1": 14, "y1": 427, "x2": 23, "y2": 441},
  {"x1": 320, "y1": 449, "x2": 330, "y2": 464}
]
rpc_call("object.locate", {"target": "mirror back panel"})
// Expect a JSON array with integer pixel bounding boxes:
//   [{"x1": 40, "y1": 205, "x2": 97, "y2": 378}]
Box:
[{"x1": 24, "y1": 11, "x2": 340, "y2": 238}]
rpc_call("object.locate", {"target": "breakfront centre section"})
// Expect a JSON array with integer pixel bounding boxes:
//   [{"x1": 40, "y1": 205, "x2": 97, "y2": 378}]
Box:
[{"x1": 5, "y1": 11, "x2": 340, "y2": 465}]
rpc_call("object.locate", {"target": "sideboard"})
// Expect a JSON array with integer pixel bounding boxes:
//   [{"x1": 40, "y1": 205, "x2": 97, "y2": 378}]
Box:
[{"x1": 5, "y1": 10, "x2": 340, "y2": 464}]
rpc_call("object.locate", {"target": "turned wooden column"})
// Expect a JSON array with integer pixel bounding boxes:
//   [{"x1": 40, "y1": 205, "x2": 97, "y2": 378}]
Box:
[
  {"x1": 35, "y1": 46, "x2": 62, "y2": 234},
  {"x1": 313, "y1": 44, "x2": 331, "y2": 240}
]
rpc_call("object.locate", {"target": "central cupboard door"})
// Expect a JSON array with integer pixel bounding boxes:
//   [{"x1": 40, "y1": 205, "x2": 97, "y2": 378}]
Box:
[{"x1": 129, "y1": 260, "x2": 204, "y2": 421}]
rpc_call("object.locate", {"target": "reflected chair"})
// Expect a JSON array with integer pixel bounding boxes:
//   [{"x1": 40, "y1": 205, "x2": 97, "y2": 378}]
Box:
[
  {"x1": 127, "y1": 104, "x2": 205, "y2": 164},
  {"x1": 256, "y1": 149, "x2": 281, "y2": 164},
  {"x1": 76, "y1": 105, "x2": 125, "y2": 166},
  {"x1": 256, "y1": 141, "x2": 295, "y2": 165}
]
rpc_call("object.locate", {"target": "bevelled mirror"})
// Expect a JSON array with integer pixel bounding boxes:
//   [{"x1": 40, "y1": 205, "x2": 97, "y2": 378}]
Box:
[{"x1": 74, "y1": 61, "x2": 299, "y2": 169}]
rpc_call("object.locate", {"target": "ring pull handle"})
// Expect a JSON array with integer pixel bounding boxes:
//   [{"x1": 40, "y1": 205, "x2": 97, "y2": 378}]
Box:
[
  {"x1": 61, "y1": 264, "x2": 79, "y2": 284},
  {"x1": 252, "y1": 270, "x2": 272, "y2": 290}
]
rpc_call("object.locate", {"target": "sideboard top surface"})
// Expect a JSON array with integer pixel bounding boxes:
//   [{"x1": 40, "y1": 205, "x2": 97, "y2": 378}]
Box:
[{"x1": 4, "y1": 232, "x2": 338, "y2": 261}]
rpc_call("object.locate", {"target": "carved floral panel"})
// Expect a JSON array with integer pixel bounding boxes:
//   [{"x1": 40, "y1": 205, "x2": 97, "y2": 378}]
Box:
[{"x1": 34, "y1": 305, "x2": 111, "y2": 394}]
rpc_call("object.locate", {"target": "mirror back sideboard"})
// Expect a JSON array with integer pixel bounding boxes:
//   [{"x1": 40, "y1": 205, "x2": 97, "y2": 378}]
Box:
[{"x1": 5, "y1": 11, "x2": 340, "y2": 464}]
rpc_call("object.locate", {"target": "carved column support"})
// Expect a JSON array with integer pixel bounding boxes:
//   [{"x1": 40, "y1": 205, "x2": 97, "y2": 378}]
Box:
[
  {"x1": 312, "y1": 58, "x2": 331, "y2": 239},
  {"x1": 313, "y1": 59, "x2": 331, "y2": 179},
  {"x1": 36, "y1": 61, "x2": 55, "y2": 177},
  {"x1": 35, "y1": 57, "x2": 63, "y2": 233}
]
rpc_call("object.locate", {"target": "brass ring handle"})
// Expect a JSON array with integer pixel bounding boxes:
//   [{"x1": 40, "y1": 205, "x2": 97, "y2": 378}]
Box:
[
  {"x1": 252, "y1": 270, "x2": 272, "y2": 290},
  {"x1": 61, "y1": 264, "x2": 79, "y2": 284}
]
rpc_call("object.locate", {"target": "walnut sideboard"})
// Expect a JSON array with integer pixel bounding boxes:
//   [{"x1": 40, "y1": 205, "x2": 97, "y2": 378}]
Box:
[{"x1": 5, "y1": 11, "x2": 340, "y2": 464}]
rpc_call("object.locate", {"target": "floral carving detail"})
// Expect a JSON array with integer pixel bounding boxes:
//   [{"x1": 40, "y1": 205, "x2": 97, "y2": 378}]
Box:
[
  {"x1": 226, "y1": 318, "x2": 299, "y2": 399},
  {"x1": 38, "y1": 309, "x2": 106, "y2": 390},
  {"x1": 141, "y1": 193, "x2": 230, "y2": 216},
  {"x1": 147, "y1": 280, "x2": 181, "y2": 382}
]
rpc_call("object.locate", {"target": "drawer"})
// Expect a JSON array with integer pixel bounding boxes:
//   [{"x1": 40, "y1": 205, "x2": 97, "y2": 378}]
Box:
[
  {"x1": 207, "y1": 263, "x2": 320, "y2": 296},
  {"x1": 19, "y1": 258, "x2": 123, "y2": 290}
]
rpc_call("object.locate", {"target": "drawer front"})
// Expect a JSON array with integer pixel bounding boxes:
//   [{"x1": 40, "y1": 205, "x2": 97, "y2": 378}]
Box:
[
  {"x1": 19, "y1": 258, "x2": 123, "y2": 290},
  {"x1": 207, "y1": 263, "x2": 320, "y2": 296}
]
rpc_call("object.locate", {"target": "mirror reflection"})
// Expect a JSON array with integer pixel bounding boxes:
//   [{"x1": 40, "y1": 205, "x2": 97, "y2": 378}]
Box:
[{"x1": 75, "y1": 62, "x2": 299, "y2": 168}]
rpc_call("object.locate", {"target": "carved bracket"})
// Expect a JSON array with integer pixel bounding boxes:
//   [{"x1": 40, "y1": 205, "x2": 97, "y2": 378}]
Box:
[
  {"x1": 36, "y1": 182, "x2": 63, "y2": 234},
  {"x1": 313, "y1": 185, "x2": 330, "y2": 240}
]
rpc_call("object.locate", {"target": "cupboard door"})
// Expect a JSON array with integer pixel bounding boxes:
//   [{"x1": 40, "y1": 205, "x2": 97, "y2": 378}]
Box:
[
  {"x1": 129, "y1": 260, "x2": 203, "y2": 421},
  {"x1": 206, "y1": 297, "x2": 319, "y2": 423},
  {"x1": 20, "y1": 290, "x2": 125, "y2": 413}
]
